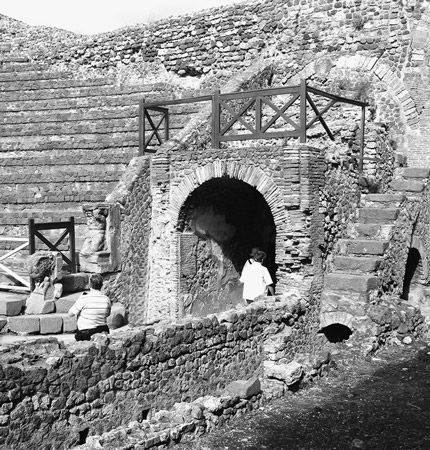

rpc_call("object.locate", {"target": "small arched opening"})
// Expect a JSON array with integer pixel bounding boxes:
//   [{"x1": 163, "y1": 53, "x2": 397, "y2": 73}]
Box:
[
  {"x1": 176, "y1": 177, "x2": 276, "y2": 316},
  {"x1": 319, "y1": 323, "x2": 353, "y2": 343},
  {"x1": 402, "y1": 247, "x2": 423, "y2": 300}
]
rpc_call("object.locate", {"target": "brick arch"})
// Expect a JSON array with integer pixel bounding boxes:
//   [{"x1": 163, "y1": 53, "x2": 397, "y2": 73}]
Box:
[
  {"x1": 319, "y1": 311, "x2": 354, "y2": 330},
  {"x1": 289, "y1": 54, "x2": 419, "y2": 129},
  {"x1": 168, "y1": 160, "x2": 291, "y2": 234}
]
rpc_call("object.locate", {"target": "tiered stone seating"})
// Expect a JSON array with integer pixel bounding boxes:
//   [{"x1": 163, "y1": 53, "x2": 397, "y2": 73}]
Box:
[{"x1": 0, "y1": 53, "x2": 202, "y2": 284}]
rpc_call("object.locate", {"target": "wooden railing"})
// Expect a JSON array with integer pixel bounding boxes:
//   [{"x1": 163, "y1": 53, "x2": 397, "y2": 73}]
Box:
[
  {"x1": 140, "y1": 80, "x2": 367, "y2": 172},
  {"x1": 29, "y1": 217, "x2": 77, "y2": 274},
  {"x1": 0, "y1": 237, "x2": 30, "y2": 292}
]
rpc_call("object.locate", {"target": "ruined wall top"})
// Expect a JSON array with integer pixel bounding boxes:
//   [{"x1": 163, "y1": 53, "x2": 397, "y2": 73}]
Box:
[{"x1": 1, "y1": 0, "x2": 429, "y2": 76}]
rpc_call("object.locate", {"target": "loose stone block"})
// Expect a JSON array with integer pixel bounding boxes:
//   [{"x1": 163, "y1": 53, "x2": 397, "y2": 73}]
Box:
[
  {"x1": 260, "y1": 378, "x2": 285, "y2": 399},
  {"x1": 7, "y1": 316, "x2": 39, "y2": 334},
  {"x1": 55, "y1": 293, "x2": 81, "y2": 313},
  {"x1": 61, "y1": 273, "x2": 89, "y2": 293},
  {"x1": 107, "y1": 302, "x2": 126, "y2": 329},
  {"x1": 63, "y1": 314, "x2": 77, "y2": 333},
  {"x1": 25, "y1": 292, "x2": 45, "y2": 315},
  {"x1": 39, "y1": 314, "x2": 63, "y2": 334},
  {"x1": 263, "y1": 360, "x2": 303, "y2": 385},
  {"x1": 225, "y1": 378, "x2": 261, "y2": 399},
  {"x1": 0, "y1": 298, "x2": 24, "y2": 316}
]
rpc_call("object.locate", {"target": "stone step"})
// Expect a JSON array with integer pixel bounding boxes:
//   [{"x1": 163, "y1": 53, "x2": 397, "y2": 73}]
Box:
[
  {"x1": 0, "y1": 90, "x2": 156, "y2": 112},
  {"x1": 0, "y1": 62, "x2": 44, "y2": 73},
  {"x1": 0, "y1": 209, "x2": 87, "y2": 226},
  {"x1": 0, "y1": 83, "x2": 173, "y2": 103},
  {"x1": 1, "y1": 104, "x2": 197, "y2": 123},
  {"x1": 362, "y1": 193, "x2": 405, "y2": 207},
  {"x1": 1, "y1": 105, "x2": 139, "y2": 124},
  {"x1": 0, "y1": 70, "x2": 72, "y2": 82},
  {"x1": 0, "y1": 164, "x2": 125, "y2": 183},
  {"x1": 337, "y1": 239, "x2": 389, "y2": 256},
  {"x1": 324, "y1": 273, "x2": 378, "y2": 293},
  {"x1": 0, "y1": 186, "x2": 113, "y2": 206},
  {"x1": 396, "y1": 167, "x2": 430, "y2": 179},
  {"x1": 0, "y1": 77, "x2": 114, "y2": 92},
  {"x1": 332, "y1": 255, "x2": 382, "y2": 273},
  {"x1": 352, "y1": 223, "x2": 393, "y2": 240},
  {"x1": 0, "y1": 115, "x2": 190, "y2": 137},
  {"x1": 390, "y1": 179, "x2": 425, "y2": 192},
  {"x1": 0, "y1": 131, "x2": 139, "y2": 151},
  {"x1": 358, "y1": 207, "x2": 399, "y2": 223},
  {"x1": 0, "y1": 148, "x2": 136, "y2": 166}
]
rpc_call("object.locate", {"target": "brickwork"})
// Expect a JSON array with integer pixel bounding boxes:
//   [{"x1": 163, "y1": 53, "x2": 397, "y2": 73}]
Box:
[{"x1": 116, "y1": 144, "x2": 325, "y2": 325}]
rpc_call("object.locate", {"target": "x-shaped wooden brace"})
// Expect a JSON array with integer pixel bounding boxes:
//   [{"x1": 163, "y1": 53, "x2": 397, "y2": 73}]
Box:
[
  {"x1": 261, "y1": 94, "x2": 300, "y2": 132},
  {"x1": 220, "y1": 98, "x2": 256, "y2": 135},
  {"x1": 306, "y1": 94, "x2": 335, "y2": 140},
  {"x1": 34, "y1": 228, "x2": 72, "y2": 267},
  {"x1": 144, "y1": 108, "x2": 168, "y2": 147}
]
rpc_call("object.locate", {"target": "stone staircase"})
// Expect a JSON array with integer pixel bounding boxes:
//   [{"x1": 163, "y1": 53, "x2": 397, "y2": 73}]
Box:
[{"x1": 321, "y1": 167, "x2": 429, "y2": 332}]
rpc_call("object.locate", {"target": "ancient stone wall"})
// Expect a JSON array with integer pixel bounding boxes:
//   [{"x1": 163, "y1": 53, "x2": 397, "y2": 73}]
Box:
[
  {"x1": 0, "y1": 296, "x2": 312, "y2": 450},
  {"x1": 103, "y1": 157, "x2": 152, "y2": 325},
  {"x1": 3, "y1": 0, "x2": 430, "y2": 166},
  {"x1": 1, "y1": 1, "x2": 421, "y2": 74}
]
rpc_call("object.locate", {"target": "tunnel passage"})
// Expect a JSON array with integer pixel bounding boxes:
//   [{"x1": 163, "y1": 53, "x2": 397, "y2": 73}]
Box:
[
  {"x1": 402, "y1": 248, "x2": 423, "y2": 301},
  {"x1": 176, "y1": 177, "x2": 276, "y2": 317},
  {"x1": 319, "y1": 323, "x2": 353, "y2": 343}
]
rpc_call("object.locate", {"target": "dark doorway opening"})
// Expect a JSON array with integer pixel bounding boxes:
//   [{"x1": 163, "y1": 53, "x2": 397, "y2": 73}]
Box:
[
  {"x1": 78, "y1": 428, "x2": 89, "y2": 445},
  {"x1": 402, "y1": 248, "x2": 422, "y2": 300},
  {"x1": 320, "y1": 323, "x2": 353, "y2": 343},
  {"x1": 177, "y1": 177, "x2": 276, "y2": 315}
]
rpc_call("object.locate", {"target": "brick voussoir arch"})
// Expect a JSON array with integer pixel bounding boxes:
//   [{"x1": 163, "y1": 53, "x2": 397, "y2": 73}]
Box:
[
  {"x1": 168, "y1": 160, "x2": 290, "y2": 233},
  {"x1": 290, "y1": 54, "x2": 419, "y2": 129},
  {"x1": 319, "y1": 311, "x2": 354, "y2": 330}
]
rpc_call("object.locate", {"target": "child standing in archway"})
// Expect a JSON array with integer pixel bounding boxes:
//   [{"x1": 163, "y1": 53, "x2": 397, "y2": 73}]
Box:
[{"x1": 240, "y1": 248, "x2": 274, "y2": 304}]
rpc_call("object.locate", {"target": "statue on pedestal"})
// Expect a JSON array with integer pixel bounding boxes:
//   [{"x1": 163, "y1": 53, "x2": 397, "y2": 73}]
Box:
[
  {"x1": 26, "y1": 252, "x2": 63, "y2": 315},
  {"x1": 80, "y1": 207, "x2": 108, "y2": 256}
]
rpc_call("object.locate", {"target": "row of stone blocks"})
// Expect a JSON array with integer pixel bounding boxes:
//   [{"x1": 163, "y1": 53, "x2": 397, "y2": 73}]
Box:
[{"x1": 2, "y1": 313, "x2": 77, "y2": 334}]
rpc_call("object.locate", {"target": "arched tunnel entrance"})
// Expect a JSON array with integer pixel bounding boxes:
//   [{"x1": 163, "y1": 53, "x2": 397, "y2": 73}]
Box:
[{"x1": 176, "y1": 177, "x2": 276, "y2": 316}]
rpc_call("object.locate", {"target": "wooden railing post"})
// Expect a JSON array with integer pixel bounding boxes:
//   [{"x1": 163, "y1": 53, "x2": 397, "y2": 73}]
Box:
[
  {"x1": 139, "y1": 98, "x2": 145, "y2": 155},
  {"x1": 359, "y1": 105, "x2": 366, "y2": 175},
  {"x1": 212, "y1": 89, "x2": 221, "y2": 149},
  {"x1": 69, "y1": 217, "x2": 77, "y2": 273},
  {"x1": 255, "y1": 95, "x2": 262, "y2": 133},
  {"x1": 28, "y1": 219, "x2": 35, "y2": 255},
  {"x1": 300, "y1": 79, "x2": 307, "y2": 143}
]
